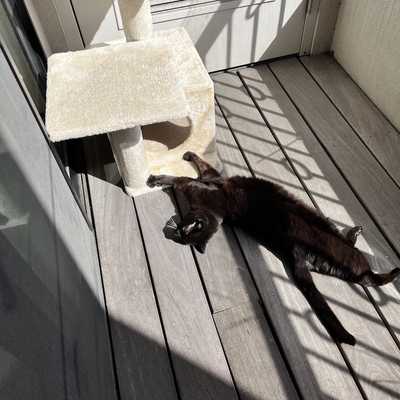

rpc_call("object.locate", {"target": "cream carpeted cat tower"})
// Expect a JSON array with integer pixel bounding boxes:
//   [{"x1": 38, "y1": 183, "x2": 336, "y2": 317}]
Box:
[{"x1": 46, "y1": 0, "x2": 219, "y2": 196}]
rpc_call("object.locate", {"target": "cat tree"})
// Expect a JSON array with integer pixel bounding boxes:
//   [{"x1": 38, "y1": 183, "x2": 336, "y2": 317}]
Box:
[{"x1": 46, "y1": 0, "x2": 219, "y2": 196}]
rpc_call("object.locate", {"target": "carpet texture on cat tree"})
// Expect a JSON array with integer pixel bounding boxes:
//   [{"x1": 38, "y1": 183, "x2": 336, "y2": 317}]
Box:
[
  {"x1": 46, "y1": 28, "x2": 219, "y2": 192},
  {"x1": 46, "y1": 38, "x2": 189, "y2": 141},
  {"x1": 142, "y1": 29, "x2": 219, "y2": 177}
]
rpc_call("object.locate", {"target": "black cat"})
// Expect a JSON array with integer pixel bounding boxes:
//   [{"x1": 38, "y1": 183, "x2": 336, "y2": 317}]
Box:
[{"x1": 147, "y1": 152, "x2": 400, "y2": 345}]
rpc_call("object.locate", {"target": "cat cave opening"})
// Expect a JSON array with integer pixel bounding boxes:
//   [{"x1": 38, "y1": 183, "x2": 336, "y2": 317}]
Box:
[
  {"x1": 143, "y1": 118, "x2": 192, "y2": 152},
  {"x1": 142, "y1": 116, "x2": 220, "y2": 178}
]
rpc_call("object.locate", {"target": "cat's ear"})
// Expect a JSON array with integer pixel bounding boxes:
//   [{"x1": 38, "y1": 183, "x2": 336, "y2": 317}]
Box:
[{"x1": 194, "y1": 241, "x2": 207, "y2": 254}]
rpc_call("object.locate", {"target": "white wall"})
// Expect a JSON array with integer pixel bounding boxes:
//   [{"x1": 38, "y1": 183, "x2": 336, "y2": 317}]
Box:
[{"x1": 332, "y1": 0, "x2": 400, "y2": 131}]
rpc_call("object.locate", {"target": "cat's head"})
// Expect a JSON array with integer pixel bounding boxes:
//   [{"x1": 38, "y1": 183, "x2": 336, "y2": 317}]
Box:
[{"x1": 175, "y1": 209, "x2": 220, "y2": 254}]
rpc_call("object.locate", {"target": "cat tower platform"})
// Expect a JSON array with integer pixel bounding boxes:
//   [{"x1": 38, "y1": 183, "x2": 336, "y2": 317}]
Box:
[{"x1": 45, "y1": 1, "x2": 219, "y2": 197}]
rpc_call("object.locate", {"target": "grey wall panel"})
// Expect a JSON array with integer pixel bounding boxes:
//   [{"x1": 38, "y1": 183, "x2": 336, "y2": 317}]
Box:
[
  {"x1": 0, "y1": 47, "x2": 117, "y2": 399},
  {"x1": 332, "y1": 0, "x2": 400, "y2": 131}
]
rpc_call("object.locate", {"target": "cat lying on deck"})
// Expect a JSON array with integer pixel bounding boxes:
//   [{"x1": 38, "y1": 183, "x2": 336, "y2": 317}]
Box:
[{"x1": 147, "y1": 152, "x2": 400, "y2": 346}]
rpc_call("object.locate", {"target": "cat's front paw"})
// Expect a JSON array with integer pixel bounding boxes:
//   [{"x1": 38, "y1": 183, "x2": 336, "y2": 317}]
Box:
[
  {"x1": 146, "y1": 175, "x2": 158, "y2": 188},
  {"x1": 183, "y1": 151, "x2": 197, "y2": 161}
]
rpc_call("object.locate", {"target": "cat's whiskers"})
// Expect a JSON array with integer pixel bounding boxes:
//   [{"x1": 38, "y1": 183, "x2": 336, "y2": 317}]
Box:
[{"x1": 166, "y1": 218, "x2": 178, "y2": 229}]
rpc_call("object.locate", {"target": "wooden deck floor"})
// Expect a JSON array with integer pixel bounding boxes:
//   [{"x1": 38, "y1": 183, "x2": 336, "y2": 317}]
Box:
[{"x1": 84, "y1": 55, "x2": 400, "y2": 400}]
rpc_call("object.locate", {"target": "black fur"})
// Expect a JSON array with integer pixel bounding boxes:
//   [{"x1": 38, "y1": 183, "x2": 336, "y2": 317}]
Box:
[{"x1": 147, "y1": 152, "x2": 400, "y2": 345}]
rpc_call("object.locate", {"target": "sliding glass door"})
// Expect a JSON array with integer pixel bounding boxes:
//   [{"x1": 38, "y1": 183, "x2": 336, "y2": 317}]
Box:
[{"x1": 0, "y1": 25, "x2": 116, "y2": 400}]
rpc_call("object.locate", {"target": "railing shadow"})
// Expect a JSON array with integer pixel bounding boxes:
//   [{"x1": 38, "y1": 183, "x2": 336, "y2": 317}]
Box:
[
  {"x1": 80, "y1": 118, "x2": 399, "y2": 400},
  {"x1": 210, "y1": 65, "x2": 400, "y2": 396},
  {"x1": 82, "y1": 133, "x2": 299, "y2": 399}
]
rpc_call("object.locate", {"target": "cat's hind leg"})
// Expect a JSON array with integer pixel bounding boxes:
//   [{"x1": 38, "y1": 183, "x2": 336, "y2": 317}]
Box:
[
  {"x1": 147, "y1": 174, "x2": 192, "y2": 188},
  {"x1": 341, "y1": 226, "x2": 400, "y2": 286},
  {"x1": 345, "y1": 226, "x2": 363, "y2": 246},
  {"x1": 291, "y1": 245, "x2": 356, "y2": 345},
  {"x1": 183, "y1": 151, "x2": 220, "y2": 179},
  {"x1": 358, "y1": 267, "x2": 400, "y2": 287}
]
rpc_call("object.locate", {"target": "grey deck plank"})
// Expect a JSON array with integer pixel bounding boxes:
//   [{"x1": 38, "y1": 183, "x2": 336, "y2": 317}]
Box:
[
  {"x1": 301, "y1": 54, "x2": 400, "y2": 187},
  {"x1": 135, "y1": 190, "x2": 238, "y2": 400},
  {"x1": 177, "y1": 180, "x2": 258, "y2": 313},
  {"x1": 188, "y1": 108, "x2": 299, "y2": 399},
  {"x1": 214, "y1": 302, "x2": 299, "y2": 400},
  {"x1": 241, "y1": 65, "x2": 400, "y2": 344},
  {"x1": 238, "y1": 65, "x2": 400, "y2": 399},
  {"x1": 87, "y1": 135, "x2": 296, "y2": 400},
  {"x1": 87, "y1": 172, "x2": 179, "y2": 400},
  {"x1": 269, "y1": 58, "x2": 400, "y2": 257},
  {"x1": 213, "y1": 71, "x2": 363, "y2": 400},
  {"x1": 195, "y1": 223, "x2": 258, "y2": 313},
  {"x1": 53, "y1": 173, "x2": 119, "y2": 400}
]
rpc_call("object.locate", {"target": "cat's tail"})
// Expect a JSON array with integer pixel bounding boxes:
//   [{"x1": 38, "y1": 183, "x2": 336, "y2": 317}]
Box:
[{"x1": 358, "y1": 267, "x2": 400, "y2": 287}]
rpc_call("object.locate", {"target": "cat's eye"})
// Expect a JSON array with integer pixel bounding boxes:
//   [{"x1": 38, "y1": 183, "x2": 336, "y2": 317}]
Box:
[
  {"x1": 182, "y1": 220, "x2": 203, "y2": 236},
  {"x1": 195, "y1": 220, "x2": 203, "y2": 231}
]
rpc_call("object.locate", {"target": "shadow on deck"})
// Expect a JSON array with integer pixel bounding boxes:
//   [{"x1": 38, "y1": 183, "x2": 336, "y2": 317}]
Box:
[{"x1": 83, "y1": 54, "x2": 400, "y2": 400}]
